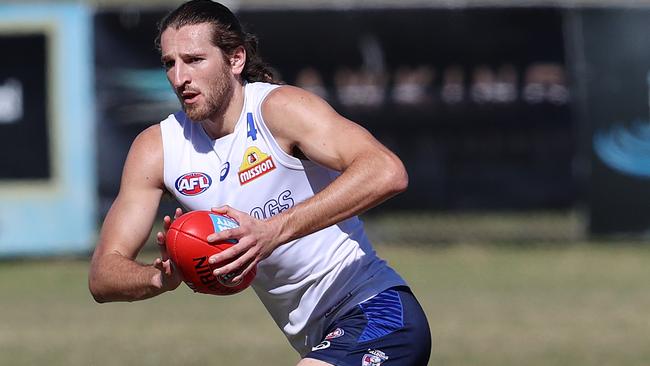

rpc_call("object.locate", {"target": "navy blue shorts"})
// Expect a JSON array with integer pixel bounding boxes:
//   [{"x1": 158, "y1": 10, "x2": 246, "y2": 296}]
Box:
[{"x1": 304, "y1": 286, "x2": 431, "y2": 366}]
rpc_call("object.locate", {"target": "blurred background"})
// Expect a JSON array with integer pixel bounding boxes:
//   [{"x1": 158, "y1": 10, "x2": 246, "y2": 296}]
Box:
[{"x1": 2, "y1": 0, "x2": 650, "y2": 365}]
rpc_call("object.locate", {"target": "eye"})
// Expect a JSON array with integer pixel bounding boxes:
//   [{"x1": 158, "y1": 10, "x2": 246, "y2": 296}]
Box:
[
  {"x1": 190, "y1": 57, "x2": 203, "y2": 64},
  {"x1": 162, "y1": 60, "x2": 174, "y2": 70}
]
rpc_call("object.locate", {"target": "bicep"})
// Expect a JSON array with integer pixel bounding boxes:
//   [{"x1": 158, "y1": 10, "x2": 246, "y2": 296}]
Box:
[
  {"x1": 94, "y1": 126, "x2": 165, "y2": 259},
  {"x1": 263, "y1": 86, "x2": 393, "y2": 172},
  {"x1": 97, "y1": 188, "x2": 163, "y2": 259}
]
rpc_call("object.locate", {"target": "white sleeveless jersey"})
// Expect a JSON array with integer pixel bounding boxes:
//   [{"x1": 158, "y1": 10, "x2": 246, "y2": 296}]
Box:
[{"x1": 160, "y1": 82, "x2": 406, "y2": 355}]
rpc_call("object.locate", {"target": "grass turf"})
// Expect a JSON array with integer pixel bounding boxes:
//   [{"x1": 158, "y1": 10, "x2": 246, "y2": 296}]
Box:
[{"x1": 1, "y1": 243, "x2": 650, "y2": 365}]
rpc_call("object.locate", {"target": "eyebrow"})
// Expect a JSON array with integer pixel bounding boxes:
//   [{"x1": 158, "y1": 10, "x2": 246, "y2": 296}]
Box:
[
  {"x1": 160, "y1": 51, "x2": 208, "y2": 63},
  {"x1": 160, "y1": 54, "x2": 172, "y2": 63}
]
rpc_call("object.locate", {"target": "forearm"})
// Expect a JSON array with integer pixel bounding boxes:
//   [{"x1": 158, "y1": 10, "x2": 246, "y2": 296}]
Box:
[
  {"x1": 269, "y1": 153, "x2": 407, "y2": 244},
  {"x1": 89, "y1": 251, "x2": 167, "y2": 303}
]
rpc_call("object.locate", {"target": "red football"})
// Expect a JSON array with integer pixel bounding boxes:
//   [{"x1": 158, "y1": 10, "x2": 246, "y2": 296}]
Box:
[{"x1": 165, "y1": 210, "x2": 255, "y2": 295}]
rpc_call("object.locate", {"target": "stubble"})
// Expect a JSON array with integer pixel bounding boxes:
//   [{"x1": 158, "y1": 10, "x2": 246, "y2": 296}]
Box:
[{"x1": 179, "y1": 61, "x2": 234, "y2": 122}]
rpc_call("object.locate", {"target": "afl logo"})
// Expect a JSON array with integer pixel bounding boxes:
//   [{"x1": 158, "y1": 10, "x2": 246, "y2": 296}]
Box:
[{"x1": 175, "y1": 172, "x2": 212, "y2": 196}]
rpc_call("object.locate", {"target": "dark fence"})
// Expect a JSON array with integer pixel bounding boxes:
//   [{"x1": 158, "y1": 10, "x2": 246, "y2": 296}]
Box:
[
  {"x1": 95, "y1": 7, "x2": 573, "y2": 211},
  {"x1": 94, "y1": 7, "x2": 650, "y2": 237}
]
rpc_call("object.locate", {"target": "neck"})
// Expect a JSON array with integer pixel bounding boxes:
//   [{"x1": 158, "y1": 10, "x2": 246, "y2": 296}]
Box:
[{"x1": 201, "y1": 80, "x2": 245, "y2": 140}]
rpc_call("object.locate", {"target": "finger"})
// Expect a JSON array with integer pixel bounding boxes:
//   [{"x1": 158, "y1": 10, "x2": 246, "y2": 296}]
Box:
[
  {"x1": 211, "y1": 206, "x2": 242, "y2": 223},
  {"x1": 208, "y1": 240, "x2": 246, "y2": 265},
  {"x1": 212, "y1": 250, "x2": 254, "y2": 278},
  {"x1": 156, "y1": 232, "x2": 170, "y2": 261},
  {"x1": 162, "y1": 215, "x2": 172, "y2": 230},
  {"x1": 161, "y1": 259, "x2": 174, "y2": 276},
  {"x1": 229, "y1": 258, "x2": 257, "y2": 284},
  {"x1": 174, "y1": 207, "x2": 183, "y2": 219},
  {"x1": 206, "y1": 227, "x2": 242, "y2": 243},
  {"x1": 154, "y1": 258, "x2": 174, "y2": 274},
  {"x1": 211, "y1": 205, "x2": 229, "y2": 214}
]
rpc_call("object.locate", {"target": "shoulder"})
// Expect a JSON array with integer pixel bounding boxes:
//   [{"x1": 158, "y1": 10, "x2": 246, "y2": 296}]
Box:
[
  {"x1": 131, "y1": 124, "x2": 162, "y2": 156},
  {"x1": 262, "y1": 85, "x2": 332, "y2": 116},
  {"x1": 261, "y1": 85, "x2": 338, "y2": 136},
  {"x1": 122, "y1": 124, "x2": 164, "y2": 185},
  {"x1": 260, "y1": 86, "x2": 331, "y2": 151}
]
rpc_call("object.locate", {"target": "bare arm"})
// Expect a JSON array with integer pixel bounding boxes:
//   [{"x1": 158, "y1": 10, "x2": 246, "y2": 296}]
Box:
[
  {"x1": 88, "y1": 125, "x2": 181, "y2": 303},
  {"x1": 208, "y1": 86, "x2": 408, "y2": 280},
  {"x1": 263, "y1": 85, "x2": 408, "y2": 241}
]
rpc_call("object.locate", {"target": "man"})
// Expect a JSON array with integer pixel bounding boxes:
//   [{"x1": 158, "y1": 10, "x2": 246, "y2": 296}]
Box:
[{"x1": 88, "y1": 1, "x2": 431, "y2": 365}]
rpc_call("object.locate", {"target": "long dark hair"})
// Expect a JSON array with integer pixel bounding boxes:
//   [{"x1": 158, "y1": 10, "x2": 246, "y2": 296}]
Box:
[{"x1": 155, "y1": 0, "x2": 281, "y2": 84}]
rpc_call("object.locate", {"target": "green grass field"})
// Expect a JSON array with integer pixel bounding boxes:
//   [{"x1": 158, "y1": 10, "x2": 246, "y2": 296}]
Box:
[{"x1": 2, "y1": 243, "x2": 650, "y2": 365}]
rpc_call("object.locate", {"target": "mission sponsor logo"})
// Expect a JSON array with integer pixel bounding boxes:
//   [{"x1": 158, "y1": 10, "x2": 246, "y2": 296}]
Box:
[
  {"x1": 238, "y1": 146, "x2": 276, "y2": 185},
  {"x1": 175, "y1": 172, "x2": 212, "y2": 196}
]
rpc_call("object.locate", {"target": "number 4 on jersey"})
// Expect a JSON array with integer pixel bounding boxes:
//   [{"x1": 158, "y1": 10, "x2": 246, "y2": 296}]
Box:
[{"x1": 247, "y1": 113, "x2": 258, "y2": 141}]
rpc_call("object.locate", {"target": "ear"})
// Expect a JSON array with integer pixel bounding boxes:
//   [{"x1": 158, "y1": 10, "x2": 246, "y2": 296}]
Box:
[{"x1": 229, "y1": 46, "x2": 246, "y2": 75}]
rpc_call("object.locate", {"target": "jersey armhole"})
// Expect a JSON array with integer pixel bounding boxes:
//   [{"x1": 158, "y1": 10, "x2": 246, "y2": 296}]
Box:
[
  {"x1": 254, "y1": 86, "x2": 313, "y2": 171},
  {"x1": 159, "y1": 111, "x2": 185, "y2": 192}
]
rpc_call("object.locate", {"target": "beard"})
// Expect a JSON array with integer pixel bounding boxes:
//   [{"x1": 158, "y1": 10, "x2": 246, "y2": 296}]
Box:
[{"x1": 177, "y1": 62, "x2": 234, "y2": 122}]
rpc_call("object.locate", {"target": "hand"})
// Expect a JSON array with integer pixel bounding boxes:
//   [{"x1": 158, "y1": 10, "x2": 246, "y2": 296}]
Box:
[
  {"x1": 151, "y1": 208, "x2": 184, "y2": 291},
  {"x1": 206, "y1": 205, "x2": 280, "y2": 283}
]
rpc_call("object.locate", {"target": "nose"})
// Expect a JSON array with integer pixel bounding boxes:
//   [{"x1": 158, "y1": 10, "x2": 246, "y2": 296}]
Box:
[{"x1": 170, "y1": 61, "x2": 190, "y2": 89}]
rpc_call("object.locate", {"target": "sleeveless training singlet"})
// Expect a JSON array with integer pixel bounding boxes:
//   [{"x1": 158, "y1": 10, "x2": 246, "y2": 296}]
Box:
[{"x1": 160, "y1": 82, "x2": 406, "y2": 355}]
